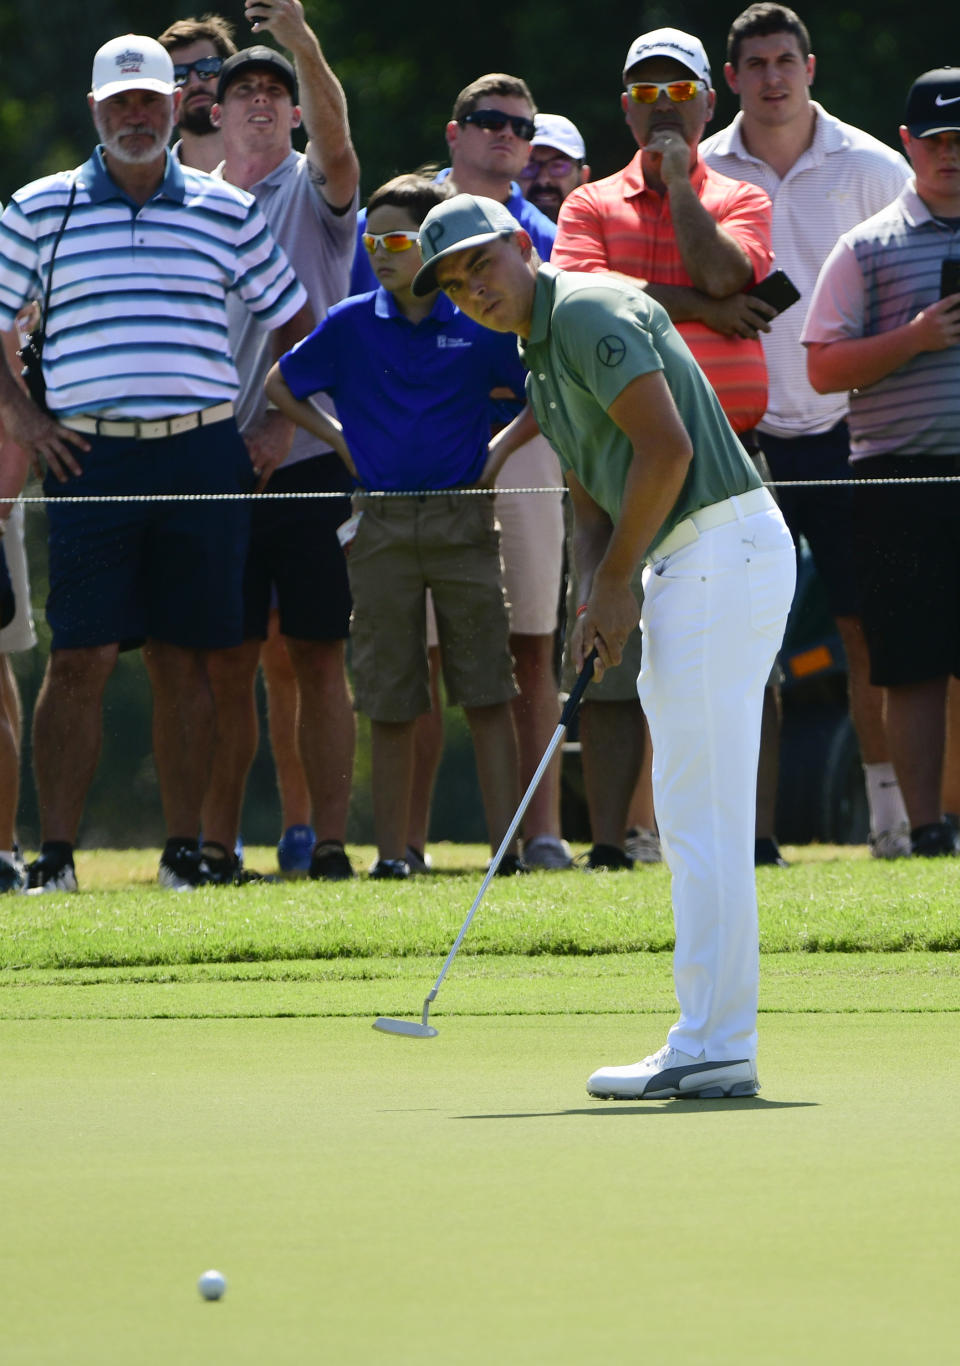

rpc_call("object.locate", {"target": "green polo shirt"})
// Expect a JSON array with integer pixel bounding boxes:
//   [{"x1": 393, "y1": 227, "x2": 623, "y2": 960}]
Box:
[{"x1": 520, "y1": 264, "x2": 760, "y2": 556}]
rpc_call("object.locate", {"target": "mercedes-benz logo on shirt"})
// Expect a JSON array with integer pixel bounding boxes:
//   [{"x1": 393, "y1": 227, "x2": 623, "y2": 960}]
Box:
[{"x1": 596, "y1": 335, "x2": 626, "y2": 367}]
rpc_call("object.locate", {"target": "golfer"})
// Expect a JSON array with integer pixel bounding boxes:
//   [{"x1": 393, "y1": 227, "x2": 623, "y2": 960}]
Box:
[{"x1": 414, "y1": 195, "x2": 796, "y2": 1099}]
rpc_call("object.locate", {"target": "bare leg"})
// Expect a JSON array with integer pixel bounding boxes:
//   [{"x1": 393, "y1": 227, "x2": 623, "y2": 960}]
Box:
[
  {"x1": 371, "y1": 718, "x2": 416, "y2": 861},
  {"x1": 408, "y1": 645, "x2": 444, "y2": 854},
  {"x1": 755, "y1": 684, "x2": 781, "y2": 841},
  {"x1": 625, "y1": 710, "x2": 656, "y2": 831},
  {"x1": 0, "y1": 656, "x2": 21, "y2": 849},
  {"x1": 942, "y1": 678, "x2": 960, "y2": 817},
  {"x1": 143, "y1": 639, "x2": 216, "y2": 839},
  {"x1": 884, "y1": 677, "x2": 949, "y2": 829},
  {"x1": 579, "y1": 699, "x2": 643, "y2": 849},
  {"x1": 463, "y1": 700, "x2": 521, "y2": 855},
  {"x1": 509, "y1": 632, "x2": 562, "y2": 842},
  {"x1": 836, "y1": 614, "x2": 887, "y2": 764},
  {"x1": 260, "y1": 612, "x2": 312, "y2": 831},
  {"x1": 200, "y1": 638, "x2": 262, "y2": 850},
  {"x1": 32, "y1": 645, "x2": 118, "y2": 843},
  {"x1": 284, "y1": 637, "x2": 355, "y2": 845}
]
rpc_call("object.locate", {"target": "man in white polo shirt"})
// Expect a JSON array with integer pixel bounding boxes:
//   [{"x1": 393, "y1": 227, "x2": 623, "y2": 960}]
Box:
[
  {"x1": 701, "y1": 3, "x2": 912, "y2": 857},
  {"x1": 0, "y1": 33, "x2": 310, "y2": 893}
]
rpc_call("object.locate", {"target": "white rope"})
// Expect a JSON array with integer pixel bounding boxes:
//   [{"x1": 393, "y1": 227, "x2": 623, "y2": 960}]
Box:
[{"x1": 9, "y1": 473, "x2": 960, "y2": 506}]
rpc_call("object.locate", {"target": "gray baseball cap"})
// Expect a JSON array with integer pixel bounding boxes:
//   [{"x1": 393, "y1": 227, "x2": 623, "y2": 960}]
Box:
[{"x1": 412, "y1": 194, "x2": 521, "y2": 297}]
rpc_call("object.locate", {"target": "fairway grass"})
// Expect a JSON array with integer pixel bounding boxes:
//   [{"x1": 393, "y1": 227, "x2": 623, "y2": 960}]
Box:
[
  {"x1": 4, "y1": 1011, "x2": 958, "y2": 1365},
  {"x1": 5, "y1": 847, "x2": 959, "y2": 1363}
]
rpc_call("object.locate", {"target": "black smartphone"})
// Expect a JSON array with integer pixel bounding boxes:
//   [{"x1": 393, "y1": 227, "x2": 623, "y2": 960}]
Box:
[
  {"x1": 940, "y1": 259, "x2": 960, "y2": 299},
  {"x1": 747, "y1": 269, "x2": 801, "y2": 315}
]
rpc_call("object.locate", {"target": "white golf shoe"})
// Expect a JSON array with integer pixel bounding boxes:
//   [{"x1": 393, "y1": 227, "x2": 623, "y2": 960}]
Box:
[{"x1": 587, "y1": 1044, "x2": 759, "y2": 1099}]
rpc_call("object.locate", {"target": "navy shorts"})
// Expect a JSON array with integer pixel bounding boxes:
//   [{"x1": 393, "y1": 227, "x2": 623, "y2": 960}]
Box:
[
  {"x1": 242, "y1": 453, "x2": 352, "y2": 642},
  {"x1": 852, "y1": 454, "x2": 960, "y2": 687},
  {"x1": 761, "y1": 422, "x2": 859, "y2": 618},
  {"x1": 44, "y1": 419, "x2": 252, "y2": 651}
]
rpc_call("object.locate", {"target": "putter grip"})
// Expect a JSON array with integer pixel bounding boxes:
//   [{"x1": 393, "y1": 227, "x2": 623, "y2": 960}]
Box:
[{"x1": 560, "y1": 648, "x2": 598, "y2": 728}]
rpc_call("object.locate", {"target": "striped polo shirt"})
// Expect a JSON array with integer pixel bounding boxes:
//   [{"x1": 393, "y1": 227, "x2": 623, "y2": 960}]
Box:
[
  {"x1": 801, "y1": 182, "x2": 960, "y2": 460},
  {"x1": 553, "y1": 152, "x2": 773, "y2": 433},
  {"x1": 702, "y1": 104, "x2": 911, "y2": 437},
  {"x1": 0, "y1": 148, "x2": 306, "y2": 420}
]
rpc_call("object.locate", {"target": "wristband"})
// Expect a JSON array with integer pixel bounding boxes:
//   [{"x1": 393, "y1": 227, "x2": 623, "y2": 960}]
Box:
[{"x1": 576, "y1": 603, "x2": 588, "y2": 618}]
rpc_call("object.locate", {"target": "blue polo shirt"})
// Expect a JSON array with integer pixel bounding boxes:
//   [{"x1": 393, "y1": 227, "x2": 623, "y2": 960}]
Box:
[{"x1": 278, "y1": 287, "x2": 527, "y2": 491}]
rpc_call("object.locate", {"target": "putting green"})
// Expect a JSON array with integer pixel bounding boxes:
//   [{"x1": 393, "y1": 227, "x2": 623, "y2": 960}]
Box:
[{"x1": 4, "y1": 1010, "x2": 957, "y2": 1364}]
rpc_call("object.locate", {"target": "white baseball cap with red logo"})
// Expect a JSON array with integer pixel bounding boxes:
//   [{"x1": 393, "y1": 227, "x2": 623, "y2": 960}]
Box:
[{"x1": 91, "y1": 35, "x2": 176, "y2": 102}]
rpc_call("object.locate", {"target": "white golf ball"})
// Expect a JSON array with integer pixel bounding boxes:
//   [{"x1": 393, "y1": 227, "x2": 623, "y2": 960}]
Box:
[{"x1": 197, "y1": 1269, "x2": 227, "y2": 1301}]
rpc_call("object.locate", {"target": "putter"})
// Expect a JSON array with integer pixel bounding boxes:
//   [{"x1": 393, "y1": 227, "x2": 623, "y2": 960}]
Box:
[{"x1": 373, "y1": 648, "x2": 598, "y2": 1039}]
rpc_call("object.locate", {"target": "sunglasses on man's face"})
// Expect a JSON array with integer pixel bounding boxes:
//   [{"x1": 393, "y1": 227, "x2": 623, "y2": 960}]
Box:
[
  {"x1": 626, "y1": 79, "x2": 706, "y2": 104},
  {"x1": 362, "y1": 230, "x2": 421, "y2": 254},
  {"x1": 173, "y1": 56, "x2": 224, "y2": 86},
  {"x1": 459, "y1": 109, "x2": 536, "y2": 141},
  {"x1": 519, "y1": 156, "x2": 576, "y2": 180}
]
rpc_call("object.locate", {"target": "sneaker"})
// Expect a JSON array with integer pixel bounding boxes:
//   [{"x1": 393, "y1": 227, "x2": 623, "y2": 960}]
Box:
[
  {"x1": 494, "y1": 852, "x2": 529, "y2": 876},
  {"x1": 587, "y1": 1044, "x2": 760, "y2": 1100},
  {"x1": 369, "y1": 858, "x2": 410, "y2": 880},
  {"x1": 522, "y1": 834, "x2": 573, "y2": 870},
  {"x1": 309, "y1": 840, "x2": 355, "y2": 881},
  {"x1": 574, "y1": 843, "x2": 634, "y2": 871},
  {"x1": 0, "y1": 851, "x2": 27, "y2": 893},
  {"x1": 624, "y1": 826, "x2": 662, "y2": 864},
  {"x1": 158, "y1": 842, "x2": 212, "y2": 891},
  {"x1": 27, "y1": 846, "x2": 78, "y2": 894},
  {"x1": 755, "y1": 836, "x2": 788, "y2": 868},
  {"x1": 910, "y1": 821, "x2": 959, "y2": 857},
  {"x1": 277, "y1": 823, "x2": 316, "y2": 876},
  {"x1": 404, "y1": 845, "x2": 433, "y2": 875},
  {"x1": 870, "y1": 822, "x2": 912, "y2": 860}
]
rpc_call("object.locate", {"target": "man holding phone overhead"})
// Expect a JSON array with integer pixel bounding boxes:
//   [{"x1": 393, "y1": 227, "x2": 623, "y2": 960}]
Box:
[{"x1": 803, "y1": 66, "x2": 960, "y2": 859}]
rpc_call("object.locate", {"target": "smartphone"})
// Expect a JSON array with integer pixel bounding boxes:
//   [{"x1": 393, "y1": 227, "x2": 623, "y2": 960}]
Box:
[
  {"x1": 940, "y1": 259, "x2": 960, "y2": 299},
  {"x1": 747, "y1": 269, "x2": 801, "y2": 315}
]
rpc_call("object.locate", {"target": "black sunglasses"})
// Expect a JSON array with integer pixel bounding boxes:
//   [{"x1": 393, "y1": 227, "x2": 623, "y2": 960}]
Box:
[
  {"x1": 173, "y1": 56, "x2": 224, "y2": 86},
  {"x1": 460, "y1": 109, "x2": 536, "y2": 141}
]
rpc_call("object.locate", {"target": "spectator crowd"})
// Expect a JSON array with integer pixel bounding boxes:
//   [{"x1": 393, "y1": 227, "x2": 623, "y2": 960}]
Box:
[{"x1": 1, "y1": 1, "x2": 959, "y2": 895}]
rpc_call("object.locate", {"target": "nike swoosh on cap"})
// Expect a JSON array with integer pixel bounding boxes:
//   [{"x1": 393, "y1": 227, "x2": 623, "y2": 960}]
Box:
[{"x1": 934, "y1": 93, "x2": 960, "y2": 106}]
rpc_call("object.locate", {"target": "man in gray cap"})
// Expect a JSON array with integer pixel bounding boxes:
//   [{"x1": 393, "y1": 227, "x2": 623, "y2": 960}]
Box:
[
  {"x1": 413, "y1": 193, "x2": 796, "y2": 1100},
  {"x1": 804, "y1": 67, "x2": 960, "y2": 859},
  {"x1": 519, "y1": 113, "x2": 590, "y2": 223}
]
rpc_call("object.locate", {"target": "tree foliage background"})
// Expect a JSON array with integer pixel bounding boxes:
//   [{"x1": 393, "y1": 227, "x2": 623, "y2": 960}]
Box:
[{"x1": 2, "y1": 0, "x2": 959, "y2": 846}]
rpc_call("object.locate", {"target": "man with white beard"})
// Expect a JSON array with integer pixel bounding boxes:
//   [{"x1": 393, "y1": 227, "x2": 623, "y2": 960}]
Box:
[{"x1": 0, "y1": 34, "x2": 311, "y2": 893}]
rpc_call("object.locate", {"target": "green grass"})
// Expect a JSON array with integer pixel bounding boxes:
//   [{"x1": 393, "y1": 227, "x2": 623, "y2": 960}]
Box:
[
  {"x1": 4, "y1": 846, "x2": 959, "y2": 1364},
  {"x1": 4, "y1": 844, "x2": 960, "y2": 971}
]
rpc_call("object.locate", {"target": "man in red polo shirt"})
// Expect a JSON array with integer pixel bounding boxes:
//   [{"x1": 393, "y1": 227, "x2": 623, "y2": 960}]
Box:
[{"x1": 554, "y1": 26, "x2": 780, "y2": 869}]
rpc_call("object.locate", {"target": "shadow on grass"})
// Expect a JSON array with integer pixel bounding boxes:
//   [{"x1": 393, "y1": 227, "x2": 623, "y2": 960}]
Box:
[{"x1": 455, "y1": 1099, "x2": 818, "y2": 1118}]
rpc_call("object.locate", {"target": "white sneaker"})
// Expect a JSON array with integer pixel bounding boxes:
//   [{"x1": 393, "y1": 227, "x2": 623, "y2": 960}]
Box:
[
  {"x1": 870, "y1": 823, "x2": 912, "y2": 860},
  {"x1": 624, "y1": 826, "x2": 662, "y2": 864},
  {"x1": 522, "y1": 834, "x2": 573, "y2": 870},
  {"x1": 587, "y1": 1044, "x2": 759, "y2": 1099}
]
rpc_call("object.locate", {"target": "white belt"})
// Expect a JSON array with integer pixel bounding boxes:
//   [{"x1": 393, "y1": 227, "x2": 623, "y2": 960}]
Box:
[
  {"x1": 648, "y1": 486, "x2": 774, "y2": 564},
  {"x1": 62, "y1": 401, "x2": 234, "y2": 441}
]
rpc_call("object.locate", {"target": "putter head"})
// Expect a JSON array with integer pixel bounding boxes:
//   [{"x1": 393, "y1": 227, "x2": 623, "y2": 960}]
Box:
[{"x1": 372, "y1": 1016, "x2": 439, "y2": 1039}]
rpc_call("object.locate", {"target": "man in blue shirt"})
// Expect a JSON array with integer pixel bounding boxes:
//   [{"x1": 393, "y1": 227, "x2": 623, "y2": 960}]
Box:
[{"x1": 267, "y1": 174, "x2": 535, "y2": 878}]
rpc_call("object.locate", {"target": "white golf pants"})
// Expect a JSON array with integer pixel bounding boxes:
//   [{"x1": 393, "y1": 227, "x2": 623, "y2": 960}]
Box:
[{"x1": 637, "y1": 491, "x2": 796, "y2": 1062}]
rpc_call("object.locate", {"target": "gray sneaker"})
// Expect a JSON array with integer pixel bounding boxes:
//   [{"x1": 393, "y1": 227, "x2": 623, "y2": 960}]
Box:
[
  {"x1": 588, "y1": 1044, "x2": 759, "y2": 1099},
  {"x1": 624, "y1": 826, "x2": 662, "y2": 864},
  {"x1": 870, "y1": 822, "x2": 912, "y2": 860},
  {"x1": 522, "y1": 835, "x2": 573, "y2": 870}
]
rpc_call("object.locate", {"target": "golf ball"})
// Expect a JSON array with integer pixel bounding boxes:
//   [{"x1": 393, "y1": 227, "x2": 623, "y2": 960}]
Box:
[{"x1": 197, "y1": 1269, "x2": 227, "y2": 1301}]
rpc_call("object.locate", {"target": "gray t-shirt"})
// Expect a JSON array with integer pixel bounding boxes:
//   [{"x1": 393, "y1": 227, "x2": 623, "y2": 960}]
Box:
[
  {"x1": 221, "y1": 149, "x2": 358, "y2": 466},
  {"x1": 522, "y1": 265, "x2": 760, "y2": 557}
]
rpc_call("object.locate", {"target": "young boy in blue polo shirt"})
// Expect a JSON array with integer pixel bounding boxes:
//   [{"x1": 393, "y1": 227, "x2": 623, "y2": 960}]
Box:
[{"x1": 266, "y1": 174, "x2": 535, "y2": 878}]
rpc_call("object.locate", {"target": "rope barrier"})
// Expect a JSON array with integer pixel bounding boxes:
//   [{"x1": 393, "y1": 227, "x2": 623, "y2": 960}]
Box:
[{"x1": 8, "y1": 474, "x2": 960, "y2": 506}]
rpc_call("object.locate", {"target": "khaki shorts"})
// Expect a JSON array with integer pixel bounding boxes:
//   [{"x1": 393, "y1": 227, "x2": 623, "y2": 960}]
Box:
[
  {"x1": 495, "y1": 433, "x2": 566, "y2": 636},
  {"x1": 562, "y1": 559, "x2": 645, "y2": 702},
  {"x1": 348, "y1": 493, "x2": 517, "y2": 722},
  {"x1": 0, "y1": 502, "x2": 37, "y2": 654}
]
